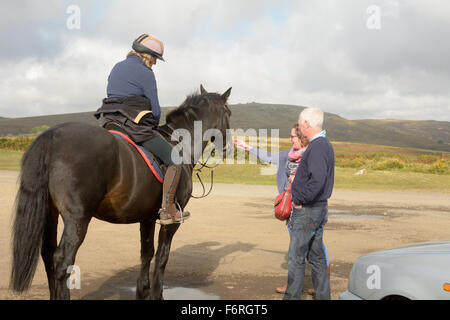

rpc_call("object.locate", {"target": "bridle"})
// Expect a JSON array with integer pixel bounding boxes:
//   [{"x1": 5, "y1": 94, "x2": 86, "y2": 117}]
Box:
[
  {"x1": 192, "y1": 103, "x2": 231, "y2": 198},
  {"x1": 157, "y1": 104, "x2": 230, "y2": 199}
]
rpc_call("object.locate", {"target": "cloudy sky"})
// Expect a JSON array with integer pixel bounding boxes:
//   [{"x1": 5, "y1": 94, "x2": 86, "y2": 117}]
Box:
[{"x1": 1, "y1": 0, "x2": 450, "y2": 121}]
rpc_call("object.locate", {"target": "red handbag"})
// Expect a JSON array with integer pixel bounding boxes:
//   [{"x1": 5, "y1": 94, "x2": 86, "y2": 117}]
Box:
[{"x1": 274, "y1": 183, "x2": 292, "y2": 221}]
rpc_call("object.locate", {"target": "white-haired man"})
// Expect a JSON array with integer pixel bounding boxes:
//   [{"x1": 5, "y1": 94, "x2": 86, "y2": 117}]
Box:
[{"x1": 283, "y1": 107, "x2": 335, "y2": 300}]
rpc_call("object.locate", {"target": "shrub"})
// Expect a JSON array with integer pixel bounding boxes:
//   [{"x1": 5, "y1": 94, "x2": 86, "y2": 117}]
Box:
[
  {"x1": 428, "y1": 158, "x2": 449, "y2": 174},
  {"x1": 30, "y1": 125, "x2": 50, "y2": 134},
  {"x1": 372, "y1": 159, "x2": 405, "y2": 170},
  {"x1": 0, "y1": 136, "x2": 35, "y2": 151},
  {"x1": 347, "y1": 157, "x2": 366, "y2": 168},
  {"x1": 417, "y1": 154, "x2": 439, "y2": 164}
]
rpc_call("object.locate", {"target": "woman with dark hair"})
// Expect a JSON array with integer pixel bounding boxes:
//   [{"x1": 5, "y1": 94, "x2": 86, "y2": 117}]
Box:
[
  {"x1": 234, "y1": 124, "x2": 330, "y2": 295},
  {"x1": 95, "y1": 33, "x2": 189, "y2": 225}
]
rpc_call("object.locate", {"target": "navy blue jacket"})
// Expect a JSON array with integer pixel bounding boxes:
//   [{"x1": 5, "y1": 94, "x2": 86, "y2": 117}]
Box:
[
  {"x1": 107, "y1": 54, "x2": 161, "y2": 124},
  {"x1": 291, "y1": 137, "x2": 335, "y2": 207}
]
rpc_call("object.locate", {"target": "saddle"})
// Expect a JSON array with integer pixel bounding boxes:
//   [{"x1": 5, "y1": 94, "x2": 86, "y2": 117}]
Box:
[{"x1": 104, "y1": 122, "x2": 166, "y2": 183}]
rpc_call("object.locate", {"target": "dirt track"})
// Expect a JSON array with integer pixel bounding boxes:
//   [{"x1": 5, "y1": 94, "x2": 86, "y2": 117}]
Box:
[{"x1": 1, "y1": 170, "x2": 449, "y2": 300}]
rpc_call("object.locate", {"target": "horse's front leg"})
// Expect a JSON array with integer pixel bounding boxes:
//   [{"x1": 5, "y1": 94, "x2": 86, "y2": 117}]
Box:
[
  {"x1": 136, "y1": 219, "x2": 156, "y2": 300},
  {"x1": 150, "y1": 223, "x2": 180, "y2": 300}
]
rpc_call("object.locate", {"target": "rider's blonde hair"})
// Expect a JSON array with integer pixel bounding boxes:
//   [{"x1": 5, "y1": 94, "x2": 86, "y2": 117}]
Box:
[{"x1": 127, "y1": 50, "x2": 154, "y2": 69}]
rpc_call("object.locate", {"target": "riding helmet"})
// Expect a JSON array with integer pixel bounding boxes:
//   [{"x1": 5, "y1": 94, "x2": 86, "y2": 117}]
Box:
[{"x1": 132, "y1": 33, "x2": 165, "y2": 61}]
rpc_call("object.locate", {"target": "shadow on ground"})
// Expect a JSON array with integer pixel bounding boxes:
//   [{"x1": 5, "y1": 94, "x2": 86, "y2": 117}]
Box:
[{"x1": 83, "y1": 241, "x2": 257, "y2": 300}]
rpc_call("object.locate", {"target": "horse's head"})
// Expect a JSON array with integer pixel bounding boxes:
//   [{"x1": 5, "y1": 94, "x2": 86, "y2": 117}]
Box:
[
  {"x1": 166, "y1": 85, "x2": 233, "y2": 164},
  {"x1": 199, "y1": 84, "x2": 233, "y2": 158}
]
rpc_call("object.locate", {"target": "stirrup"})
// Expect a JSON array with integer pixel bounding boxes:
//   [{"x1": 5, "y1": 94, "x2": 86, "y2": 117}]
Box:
[
  {"x1": 158, "y1": 202, "x2": 190, "y2": 225},
  {"x1": 176, "y1": 202, "x2": 184, "y2": 224}
]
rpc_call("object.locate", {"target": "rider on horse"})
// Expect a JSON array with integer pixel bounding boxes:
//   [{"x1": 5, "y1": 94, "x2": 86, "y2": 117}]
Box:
[{"x1": 95, "y1": 33, "x2": 190, "y2": 225}]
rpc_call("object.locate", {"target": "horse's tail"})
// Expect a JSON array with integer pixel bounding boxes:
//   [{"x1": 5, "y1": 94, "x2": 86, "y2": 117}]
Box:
[{"x1": 10, "y1": 129, "x2": 53, "y2": 292}]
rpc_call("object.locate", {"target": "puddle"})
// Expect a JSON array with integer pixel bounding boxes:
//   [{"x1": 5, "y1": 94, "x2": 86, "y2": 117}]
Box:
[
  {"x1": 121, "y1": 286, "x2": 220, "y2": 300},
  {"x1": 328, "y1": 208, "x2": 387, "y2": 220},
  {"x1": 328, "y1": 209, "x2": 350, "y2": 214},
  {"x1": 164, "y1": 286, "x2": 220, "y2": 300},
  {"x1": 329, "y1": 214, "x2": 385, "y2": 220}
]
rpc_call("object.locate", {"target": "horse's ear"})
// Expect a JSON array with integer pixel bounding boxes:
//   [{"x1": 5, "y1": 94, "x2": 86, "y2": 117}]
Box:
[
  {"x1": 200, "y1": 84, "x2": 207, "y2": 94},
  {"x1": 221, "y1": 87, "x2": 232, "y2": 102}
]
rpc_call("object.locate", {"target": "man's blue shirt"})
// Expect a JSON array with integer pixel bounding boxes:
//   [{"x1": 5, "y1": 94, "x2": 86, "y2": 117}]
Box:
[{"x1": 310, "y1": 130, "x2": 327, "y2": 142}]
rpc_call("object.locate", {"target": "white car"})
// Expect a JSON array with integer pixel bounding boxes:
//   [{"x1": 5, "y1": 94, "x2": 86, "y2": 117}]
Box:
[{"x1": 340, "y1": 241, "x2": 450, "y2": 300}]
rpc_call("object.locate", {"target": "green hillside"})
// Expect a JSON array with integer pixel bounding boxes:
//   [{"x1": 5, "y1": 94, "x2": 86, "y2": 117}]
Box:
[
  {"x1": 230, "y1": 103, "x2": 450, "y2": 152},
  {"x1": 0, "y1": 103, "x2": 449, "y2": 152}
]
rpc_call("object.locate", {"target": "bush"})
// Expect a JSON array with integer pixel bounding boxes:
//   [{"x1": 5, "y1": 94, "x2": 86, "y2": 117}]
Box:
[
  {"x1": 30, "y1": 125, "x2": 50, "y2": 134},
  {"x1": 372, "y1": 159, "x2": 405, "y2": 170},
  {"x1": 347, "y1": 157, "x2": 367, "y2": 168},
  {"x1": 0, "y1": 136, "x2": 35, "y2": 151},
  {"x1": 417, "y1": 154, "x2": 439, "y2": 164},
  {"x1": 428, "y1": 158, "x2": 449, "y2": 174}
]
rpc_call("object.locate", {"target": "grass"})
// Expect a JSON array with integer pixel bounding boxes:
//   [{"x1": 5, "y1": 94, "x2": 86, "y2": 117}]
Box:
[
  {"x1": 193, "y1": 138, "x2": 450, "y2": 193},
  {"x1": 0, "y1": 149, "x2": 22, "y2": 171},
  {"x1": 1, "y1": 138, "x2": 449, "y2": 193},
  {"x1": 192, "y1": 164, "x2": 450, "y2": 193},
  {"x1": 332, "y1": 141, "x2": 449, "y2": 175},
  {"x1": 333, "y1": 167, "x2": 450, "y2": 192}
]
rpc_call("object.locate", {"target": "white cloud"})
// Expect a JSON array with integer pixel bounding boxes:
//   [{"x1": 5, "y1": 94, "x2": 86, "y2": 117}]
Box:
[
  {"x1": 0, "y1": 35, "x2": 125, "y2": 117},
  {"x1": 0, "y1": 0, "x2": 449, "y2": 122}
]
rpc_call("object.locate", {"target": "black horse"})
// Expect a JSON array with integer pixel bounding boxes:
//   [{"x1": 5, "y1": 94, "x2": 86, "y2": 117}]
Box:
[{"x1": 10, "y1": 85, "x2": 232, "y2": 300}]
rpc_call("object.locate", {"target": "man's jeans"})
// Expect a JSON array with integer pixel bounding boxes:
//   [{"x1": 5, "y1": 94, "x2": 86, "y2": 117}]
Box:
[{"x1": 283, "y1": 205, "x2": 330, "y2": 300}]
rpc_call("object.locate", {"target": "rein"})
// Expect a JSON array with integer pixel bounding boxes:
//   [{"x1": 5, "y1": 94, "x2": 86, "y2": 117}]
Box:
[{"x1": 190, "y1": 144, "x2": 220, "y2": 199}]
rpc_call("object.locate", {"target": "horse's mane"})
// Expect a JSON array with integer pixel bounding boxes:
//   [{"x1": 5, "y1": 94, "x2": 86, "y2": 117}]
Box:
[{"x1": 166, "y1": 92, "x2": 215, "y2": 124}]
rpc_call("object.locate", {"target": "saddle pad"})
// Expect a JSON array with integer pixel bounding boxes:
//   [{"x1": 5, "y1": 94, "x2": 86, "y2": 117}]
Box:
[{"x1": 109, "y1": 130, "x2": 164, "y2": 183}]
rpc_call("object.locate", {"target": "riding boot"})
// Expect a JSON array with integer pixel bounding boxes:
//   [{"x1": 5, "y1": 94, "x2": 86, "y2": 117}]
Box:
[{"x1": 159, "y1": 165, "x2": 190, "y2": 225}]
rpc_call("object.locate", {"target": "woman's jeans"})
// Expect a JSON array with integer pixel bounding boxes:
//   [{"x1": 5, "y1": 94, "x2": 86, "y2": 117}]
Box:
[{"x1": 283, "y1": 205, "x2": 330, "y2": 300}]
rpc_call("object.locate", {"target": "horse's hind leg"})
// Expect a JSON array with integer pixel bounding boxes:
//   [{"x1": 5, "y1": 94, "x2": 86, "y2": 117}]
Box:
[
  {"x1": 136, "y1": 219, "x2": 156, "y2": 300},
  {"x1": 150, "y1": 224, "x2": 180, "y2": 300},
  {"x1": 41, "y1": 204, "x2": 59, "y2": 300},
  {"x1": 53, "y1": 214, "x2": 91, "y2": 300}
]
